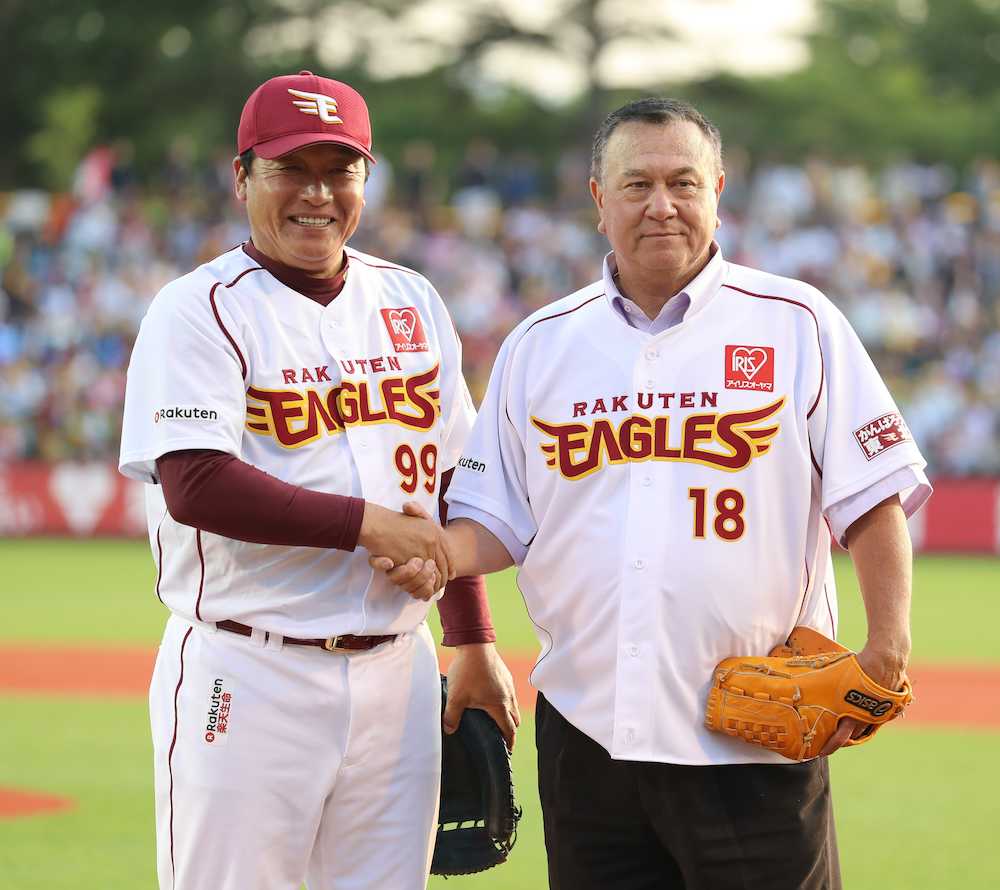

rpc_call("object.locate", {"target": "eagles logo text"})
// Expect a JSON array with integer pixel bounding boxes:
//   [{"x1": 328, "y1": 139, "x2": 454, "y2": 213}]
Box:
[
  {"x1": 246, "y1": 365, "x2": 440, "y2": 448},
  {"x1": 532, "y1": 398, "x2": 784, "y2": 480}
]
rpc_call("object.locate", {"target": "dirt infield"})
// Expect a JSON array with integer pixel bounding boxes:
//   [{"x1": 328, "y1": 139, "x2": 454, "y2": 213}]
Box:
[
  {"x1": 1, "y1": 643, "x2": 996, "y2": 727},
  {"x1": 0, "y1": 787, "x2": 74, "y2": 819},
  {"x1": 1, "y1": 642, "x2": 997, "y2": 819}
]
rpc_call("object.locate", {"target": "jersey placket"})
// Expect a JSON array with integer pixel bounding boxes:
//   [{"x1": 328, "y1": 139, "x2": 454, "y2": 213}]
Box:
[
  {"x1": 609, "y1": 331, "x2": 672, "y2": 759},
  {"x1": 320, "y1": 291, "x2": 383, "y2": 501}
]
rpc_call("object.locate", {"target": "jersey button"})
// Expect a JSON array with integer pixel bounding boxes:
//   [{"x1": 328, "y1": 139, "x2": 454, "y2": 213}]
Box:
[
  {"x1": 633, "y1": 558, "x2": 645, "y2": 570},
  {"x1": 641, "y1": 476, "x2": 652, "y2": 487},
  {"x1": 625, "y1": 729, "x2": 636, "y2": 744},
  {"x1": 645, "y1": 379, "x2": 655, "y2": 388},
  {"x1": 627, "y1": 644, "x2": 640, "y2": 657},
  {"x1": 645, "y1": 349, "x2": 659, "y2": 361}
]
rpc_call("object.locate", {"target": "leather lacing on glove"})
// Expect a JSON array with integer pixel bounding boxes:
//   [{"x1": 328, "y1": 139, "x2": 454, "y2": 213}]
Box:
[{"x1": 705, "y1": 627, "x2": 913, "y2": 761}]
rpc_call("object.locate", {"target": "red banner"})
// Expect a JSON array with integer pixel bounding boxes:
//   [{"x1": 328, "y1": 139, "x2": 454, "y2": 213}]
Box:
[
  {"x1": 0, "y1": 462, "x2": 146, "y2": 537},
  {"x1": 919, "y1": 477, "x2": 999, "y2": 553},
  {"x1": 1, "y1": 462, "x2": 997, "y2": 552}
]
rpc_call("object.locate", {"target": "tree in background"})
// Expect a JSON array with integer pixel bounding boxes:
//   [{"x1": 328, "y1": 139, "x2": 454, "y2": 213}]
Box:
[
  {"x1": 4, "y1": 0, "x2": 1000, "y2": 189},
  {"x1": 0, "y1": 0, "x2": 308, "y2": 189},
  {"x1": 696, "y1": 0, "x2": 1000, "y2": 164}
]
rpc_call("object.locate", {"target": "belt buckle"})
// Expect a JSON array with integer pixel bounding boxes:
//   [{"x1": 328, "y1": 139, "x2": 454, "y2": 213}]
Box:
[{"x1": 323, "y1": 635, "x2": 346, "y2": 652}]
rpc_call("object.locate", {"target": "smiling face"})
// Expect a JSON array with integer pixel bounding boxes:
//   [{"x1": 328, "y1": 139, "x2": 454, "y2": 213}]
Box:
[
  {"x1": 590, "y1": 119, "x2": 724, "y2": 302},
  {"x1": 234, "y1": 143, "x2": 366, "y2": 277}
]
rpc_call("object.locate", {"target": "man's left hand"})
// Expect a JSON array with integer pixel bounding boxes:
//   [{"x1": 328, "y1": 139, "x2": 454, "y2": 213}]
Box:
[
  {"x1": 819, "y1": 640, "x2": 910, "y2": 756},
  {"x1": 444, "y1": 643, "x2": 520, "y2": 751}
]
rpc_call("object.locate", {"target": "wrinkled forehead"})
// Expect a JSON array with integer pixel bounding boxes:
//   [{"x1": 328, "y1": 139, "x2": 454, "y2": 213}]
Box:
[{"x1": 605, "y1": 120, "x2": 718, "y2": 176}]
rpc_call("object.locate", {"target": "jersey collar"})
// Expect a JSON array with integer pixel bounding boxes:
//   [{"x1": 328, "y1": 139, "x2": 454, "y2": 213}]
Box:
[
  {"x1": 602, "y1": 242, "x2": 726, "y2": 330},
  {"x1": 242, "y1": 241, "x2": 349, "y2": 307}
]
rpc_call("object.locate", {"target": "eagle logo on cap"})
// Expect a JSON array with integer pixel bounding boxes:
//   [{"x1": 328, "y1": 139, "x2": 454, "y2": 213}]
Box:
[{"x1": 287, "y1": 88, "x2": 343, "y2": 124}]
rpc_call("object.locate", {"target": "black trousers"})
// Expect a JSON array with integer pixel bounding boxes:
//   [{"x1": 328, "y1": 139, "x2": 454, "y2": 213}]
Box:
[{"x1": 536, "y1": 693, "x2": 842, "y2": 890}]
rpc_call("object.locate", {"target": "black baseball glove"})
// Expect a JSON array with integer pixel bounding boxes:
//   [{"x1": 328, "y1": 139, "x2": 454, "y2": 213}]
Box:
[{"x1": 430, "y1": 676, "x2": 522, "y2": 876}]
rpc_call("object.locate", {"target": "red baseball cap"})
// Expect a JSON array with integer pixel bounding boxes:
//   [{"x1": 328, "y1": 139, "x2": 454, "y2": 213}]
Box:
[{"x1": 237, "y1": 70, "x2": 375, "y2": 163}]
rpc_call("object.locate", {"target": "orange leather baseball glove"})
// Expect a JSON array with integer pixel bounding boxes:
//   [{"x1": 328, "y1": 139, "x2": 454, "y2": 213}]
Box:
[{"x1": 704, "y1": 626, "x2": 913, "y2": 761}]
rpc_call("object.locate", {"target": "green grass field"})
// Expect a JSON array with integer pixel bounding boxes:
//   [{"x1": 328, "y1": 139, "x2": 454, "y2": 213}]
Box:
[{"x1": 1, "y1": 539, "x2": 998, "y2": 889}]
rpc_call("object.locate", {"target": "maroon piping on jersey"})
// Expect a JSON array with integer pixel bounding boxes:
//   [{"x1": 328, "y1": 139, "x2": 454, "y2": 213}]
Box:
[
  {"x1": 793, "y1": 557, "x2": 834, "y2": 643},
  {"x1": 194, "y1": 530, "x2": 206, "y2": 621},
  {"x1": 823, "y1": 582, "x2": 836, "y2": 635},
  {"x1": 491, "y1": 295, "x2": 604, "y2": 672},
  {"x1": 207, "y1": 254, "x2": 418, "y2": 383},
  {"x1": 503, "y1": 293, "x2": 604, "y2": 430},
  {"x1": 349, "y1": 254, "x2": 420, "y2": 276},
  {"x1": 522, "y1": 293, "x2": 604, "y2": 337},
  {"x1": 724, "y1": 282, "x2": 838, "y2": 615},
  {"x1": 226, "y1": 266, "x2": 264, "y2": 289},
  {"x1": 721, "y1": 284, "x2": 824, "y2": 419},
  {"x1": 209, "y1": 283, "x2": 248, "y2": 380},
  {"x1": 205, "y1": 264, "x2": 264, "y2": 382},
  {"x1": 168, "y1": 626, "x2": 193, "y2": 888},
  {"x1": 789, "y1": 557, "x2": 812, "y2": 636},
  {"x1": 155, "y1": 512, "x2": 166, "y2": 604},
  {"x1": 809, "y1": 446, "x2": 823, "y2": 479}
]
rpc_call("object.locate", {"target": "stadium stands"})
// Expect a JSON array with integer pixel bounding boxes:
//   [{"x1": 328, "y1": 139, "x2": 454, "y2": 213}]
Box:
[{"x1": 1, "y1": 144, "x2": 997, "y2": 475}]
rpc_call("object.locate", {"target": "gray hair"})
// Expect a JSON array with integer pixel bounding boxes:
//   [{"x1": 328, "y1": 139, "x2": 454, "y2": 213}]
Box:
[{"x1": 590, "y1": 98, "x2": 723, "y2": 182}]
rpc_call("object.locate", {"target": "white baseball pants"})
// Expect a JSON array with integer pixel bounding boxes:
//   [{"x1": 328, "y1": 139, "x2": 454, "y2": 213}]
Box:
[{"x1": 149, "y1": 615, "x2": 441, "y2": 890}]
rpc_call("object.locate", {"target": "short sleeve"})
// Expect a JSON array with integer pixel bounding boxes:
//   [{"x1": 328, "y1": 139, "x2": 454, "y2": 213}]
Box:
[
  {"x1": 119, "y1": 283, "x2": 248, "y2": 483},
  {"x1": 447, "y1": 503, "x2": 529, "y2": 565},
  {"x1": 445, "y1": 331, "x2": 537, "y2": 550},
  {"x1": 826, "y1": 466, "x2": 932, "y2": 547},
  {"x1": 807, "y1": 302, "x2": 931, "y2": 526}
]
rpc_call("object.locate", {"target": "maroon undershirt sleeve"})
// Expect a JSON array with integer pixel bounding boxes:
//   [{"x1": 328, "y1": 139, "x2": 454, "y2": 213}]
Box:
[
  {"x1": 437, "y1": 469, "x2": 496, "y2": 647},
  {"x1": 157, "y1": 449, "x2": 365, "y2": 550},
  {"x1": 156, "y1": 450, "x2": 495, "y2": 644}
]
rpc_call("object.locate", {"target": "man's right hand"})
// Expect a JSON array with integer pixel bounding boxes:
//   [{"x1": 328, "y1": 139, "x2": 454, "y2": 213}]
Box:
[
  {"x1": 370, "y1": 552, "x2": 444, "y2": 600},
  {"x1": 357, "y1": 501, "x2": 455, "y2": 597},
  {"x1": 371, "y1": 510, "x2": 515, "y2": 599}
]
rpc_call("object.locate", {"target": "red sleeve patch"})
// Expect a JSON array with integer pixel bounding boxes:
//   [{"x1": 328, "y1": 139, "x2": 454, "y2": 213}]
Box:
[{"x1": 854, "y1": 412, "x2": 911, "y2": 460}]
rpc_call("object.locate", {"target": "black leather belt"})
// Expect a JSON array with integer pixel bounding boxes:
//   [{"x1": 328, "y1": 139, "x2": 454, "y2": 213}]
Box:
[{"x1": 216, "y1": 620, "x2": 396, "y2": 652}]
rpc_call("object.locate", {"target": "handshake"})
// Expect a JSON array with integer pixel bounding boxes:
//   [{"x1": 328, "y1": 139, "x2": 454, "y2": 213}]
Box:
[{"x1": 359, "y1": 500, "x2": 459, "y2": 599}]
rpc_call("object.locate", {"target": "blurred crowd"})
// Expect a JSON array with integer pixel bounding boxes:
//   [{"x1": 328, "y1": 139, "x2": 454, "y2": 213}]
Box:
[{"x1": 2, "y1": 139, "x2": 999, "y2": 475}]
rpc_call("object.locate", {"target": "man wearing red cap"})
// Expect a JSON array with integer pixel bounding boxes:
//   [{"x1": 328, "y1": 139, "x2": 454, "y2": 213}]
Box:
[{"x1": 119, "y1": 71, "x2": 518, "y2": 890}]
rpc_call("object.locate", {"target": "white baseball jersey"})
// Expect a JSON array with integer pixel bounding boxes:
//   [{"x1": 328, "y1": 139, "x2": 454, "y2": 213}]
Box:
[
  {"x1": 447, "y1": 247, "x2": 931, "y2": 766},
  {"x1": 120, "y1": 244, "x2": 475, "y2": 638}
]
